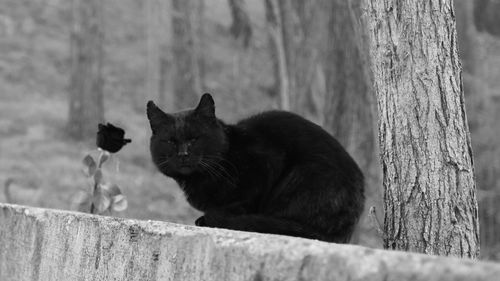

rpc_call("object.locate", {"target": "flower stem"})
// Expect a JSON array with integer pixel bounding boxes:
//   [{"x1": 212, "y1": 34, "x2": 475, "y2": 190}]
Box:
[{"x1": 89, "y1": 150, "x2": 105, "y2": 214}]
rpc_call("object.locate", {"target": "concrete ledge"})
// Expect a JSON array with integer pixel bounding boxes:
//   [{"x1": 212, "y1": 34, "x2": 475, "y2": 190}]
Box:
[{"x1": 1, "y1": 203, "x2": 499, "y2": 281}]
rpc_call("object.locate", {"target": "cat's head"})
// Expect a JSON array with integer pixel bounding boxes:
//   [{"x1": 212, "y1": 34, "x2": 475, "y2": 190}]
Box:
[{"x1": 147, "y1": 93, "x2": 228, "y2": 177}]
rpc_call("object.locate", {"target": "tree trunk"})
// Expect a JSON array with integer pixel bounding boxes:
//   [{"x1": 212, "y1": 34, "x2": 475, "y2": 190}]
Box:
[
  {"x1": 473, "y1": 0, "x2": 500, "y2": 38},
  {"x1": 67, "y1": 0, "x2": 104, "y2": 140},
  {"x1": 145, "y1": 0, "x2": 172, "y2": 111},
  {"x1": 324, "y1": 0, "x2": 377, "y2": 181},
  {"x1": 265, "y1": 0, "x2": 290, "y2": 110},
  {"x1": 171, "y1": 0, "x2": 204, "y2": 110},
  {"x1": 456, "y1": 0, "x2": 500, "y2": 260},
  {"x1": 364, "y1": 0, "x2": 480, "y2": 258},
  {"x1": 228, "y1": 0, "x2": 252, "y2": 48},
  {"x1": 266, "y1": 0, "x2": 328, "y2": 122},
  {"x1": 323, "y1": 0, "x2": 381, "y2": 245},
  {"x1": 454, "y1": 0, "x2": 477, "y2": 74}
]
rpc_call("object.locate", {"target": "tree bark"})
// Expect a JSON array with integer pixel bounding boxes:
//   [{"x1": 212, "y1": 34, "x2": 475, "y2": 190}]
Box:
[
  {"x1": 364, "y1": 0, "x2": 480, "y2": 258},
  {"x1": 67, "y1": 0, "x2": 104, "y2": 140},
  {"x1": 171, "y1": 0, "x2": 204, "y2": 110}
]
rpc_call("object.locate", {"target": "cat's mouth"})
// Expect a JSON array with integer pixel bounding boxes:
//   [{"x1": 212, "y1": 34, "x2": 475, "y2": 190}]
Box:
[{"x1": 178, "y1": 164, "x2": 194, "y2": 175}]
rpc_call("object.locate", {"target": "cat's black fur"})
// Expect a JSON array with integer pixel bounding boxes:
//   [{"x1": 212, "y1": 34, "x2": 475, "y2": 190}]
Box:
[{"x1": 147, "y1": 93, "x2": 364, "y2": 243}]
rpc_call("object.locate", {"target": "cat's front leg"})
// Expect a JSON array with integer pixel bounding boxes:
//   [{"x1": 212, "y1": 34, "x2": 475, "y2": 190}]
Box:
[{"x1": 195, "y1": 200, "x2": 250, "y2": 227}]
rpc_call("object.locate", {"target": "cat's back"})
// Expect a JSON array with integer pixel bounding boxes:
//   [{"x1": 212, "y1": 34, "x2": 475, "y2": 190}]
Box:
[
  {"x1": 235, "y1": 109, "x2": 363, "y2": 185},
  {"x1": 236, "y1": 110, "x2": 346, "y2": 157},
  {"x1": 237, "y1": 110, "x2": 320, "y2": 134}
]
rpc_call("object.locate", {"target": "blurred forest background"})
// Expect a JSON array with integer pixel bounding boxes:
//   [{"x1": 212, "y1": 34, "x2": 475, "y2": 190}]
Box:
[{"x1": 0, "y1": 0, "x2": 499, "y2": 260}]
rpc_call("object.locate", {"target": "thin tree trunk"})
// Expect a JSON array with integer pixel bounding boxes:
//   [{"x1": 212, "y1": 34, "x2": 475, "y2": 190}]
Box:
[
  {"x1": 281, "y1": 0, "x2": 327, "y2": 121},
  {"x1": 146, "y1": 0, "x2": 160, "y2": 104},
  {"x1": 228, "y1": 0, "x2": 252, "y2": 48},
  {"x1": 265, "y1": 0, "x2": 290, "y2": 111},
  {"x1": 67, "y1": 0, "x2": 104, "y2": 140},
  {"x1": 454, "y1": 0, "x2": 477, "y2": 75},
  {"x1": 266, "y1": 1, "x2": 328, "y2": 121},
  {"x1": 145, "y1": 0, "x2": 172, "y2": 111},
  {"x1": 324, "y1": 0, "x2": 376, "y2": 176},
  {"x1": 171, "y1": 0, "x2": 203, "y2": 110},
  {"x1": 456, "y1": 0, "x2": 500, "y2": 260},
  {"x1": 228, "y1": 0, "x2": 252, "y2": 111},
  {"x1": 323, "y1": 0, "x2": 382, "y2": 245},
  {"x1": 364, "y1": 0, "x2": 479, "y2": 258}
]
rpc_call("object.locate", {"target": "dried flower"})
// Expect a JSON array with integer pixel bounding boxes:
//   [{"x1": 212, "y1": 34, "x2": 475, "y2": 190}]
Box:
[{"x1": 96, "y1": 123, "x2": 131, "y2": 153}]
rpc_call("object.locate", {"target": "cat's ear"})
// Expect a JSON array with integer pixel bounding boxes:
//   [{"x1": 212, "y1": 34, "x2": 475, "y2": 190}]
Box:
[
  {"x1": 147, "y1": 101, "x2": 171, "y2": 132},
  {"x1": 147, "y1": 100, "x2": 164, "y2": 121},
  {"x1": 194, "y1": 93, "x2": 215, "y2": 119}
]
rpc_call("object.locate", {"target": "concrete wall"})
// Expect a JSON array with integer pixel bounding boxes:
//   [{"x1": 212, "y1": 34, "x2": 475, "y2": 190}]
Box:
[{"x1": 1, "y1": 203, "x2": 499, "y2": 281}]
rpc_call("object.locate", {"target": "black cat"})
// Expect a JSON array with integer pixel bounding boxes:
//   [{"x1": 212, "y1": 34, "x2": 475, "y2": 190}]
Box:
[{"x1": 147, "y1": 93, "x2": 364, "y2": 243}]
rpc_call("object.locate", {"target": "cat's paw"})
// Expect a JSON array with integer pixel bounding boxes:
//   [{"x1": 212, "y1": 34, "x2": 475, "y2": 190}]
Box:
[
  {"x1": 195, "y1": 216, "x2": 206, "y2": 226},
  {"x1": 195, "y1": 212, "x2": 226, "y2": 227}
]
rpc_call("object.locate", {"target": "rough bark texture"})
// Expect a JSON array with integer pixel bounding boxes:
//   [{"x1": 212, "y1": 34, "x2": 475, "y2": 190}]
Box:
[
  {"x1": 67, "y1": 0, "x2": 104, "y2": 140},
  {"x1": 364, "y1": 0, "x2": 480, "y2": 258},
  {"x1": 171, "y1": 0, "x2": 203, "y2": 110},
  {"x1": 323, "y1": 0, "x2": 382, "y2": 245},
  {"x1": 1, "y1": 203, "x2": 500, "y2": 281}
]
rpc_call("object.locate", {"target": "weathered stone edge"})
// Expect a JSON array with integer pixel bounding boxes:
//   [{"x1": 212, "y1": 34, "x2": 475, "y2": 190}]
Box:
[{"x1": 0, "y1": 203, "x2": 499, "y2": 281}]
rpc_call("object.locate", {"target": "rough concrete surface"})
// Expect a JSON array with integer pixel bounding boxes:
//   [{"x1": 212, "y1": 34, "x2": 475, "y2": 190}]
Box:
[{"x1": 0, "y1": 203, "x2": 499, "y2": 281}]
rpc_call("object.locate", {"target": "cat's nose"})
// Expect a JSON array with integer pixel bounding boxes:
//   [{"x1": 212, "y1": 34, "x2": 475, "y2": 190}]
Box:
[{"x1": 178, "y1": 143, "x2": 189, "y2": 157}]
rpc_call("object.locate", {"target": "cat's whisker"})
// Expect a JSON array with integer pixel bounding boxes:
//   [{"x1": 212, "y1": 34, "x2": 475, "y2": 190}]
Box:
[
  {"x1": 199, "y1": 159, "x2": 238, "y2": 188},
  {"x1": 203, "y1": 155, "x2": 239, "y2": 176},
  {"x1": 198, "y1": 161, "x2": 217, "y2": 182},
  {"x1": 199, "y1": 160, "x2": 228, "y2": 185},
  {"x1": 202, "y1": 158, "x2": 236, "y2": 182},
  {"x1": 202, "y1": 156, "x2": 238, "y2": 176},
  {"x1": 200, "y1": 160, "x2": 232, "y2": 184},
  {"x1": 156, "y1": 158, "x2": 170, "y2": 167}
]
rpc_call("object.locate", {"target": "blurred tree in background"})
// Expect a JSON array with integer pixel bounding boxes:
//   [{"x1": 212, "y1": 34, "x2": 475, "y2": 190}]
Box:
[
  {"x1": 228, "y1": 0, "x2": 252, "y2": 48},
  {"x1": 145, "y1": 0, "x2": 171, "y2": 111},
  {"x1": 322, "y1": 0, "x2": 380, "y2": 244},
  {"x1": 171, "y1": 0, "x2": 204, "y2": 110},
  {"x1": 264, "y1": 0, "x2": 289, "y2": 110},
  {"x1": 455, "y1": 0, "x2": 500, "y2": 260},
  {"x1": 474, "y1": 0, "x2": 500, "y2": 37},
  {"x1": 265, "y1": 0, "x2": 328, "y2": 121},
  {"x1": 67, "y1": 0, "x2": 104, "y2": 140}
]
